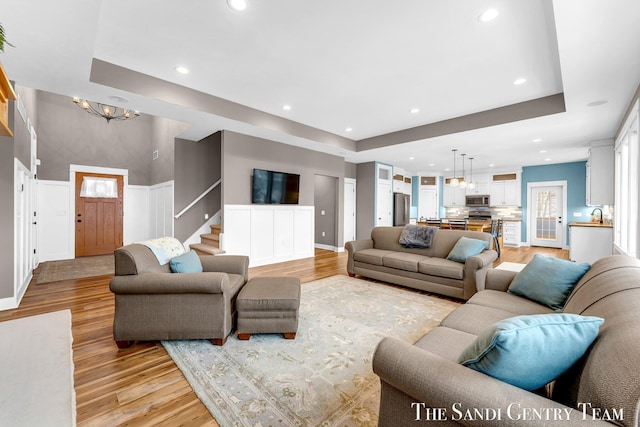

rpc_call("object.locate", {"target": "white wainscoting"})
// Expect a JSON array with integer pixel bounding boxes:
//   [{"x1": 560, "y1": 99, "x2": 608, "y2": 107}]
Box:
[
  {"x1": 149, "y1": 181, "x2": 174, "y2": 238},
  {"x1": 124, "y1": 185, "x2": 150, "y2": 245},
  {"x1": 223, "y1": 205, "x2": 315, "y2": 267}
]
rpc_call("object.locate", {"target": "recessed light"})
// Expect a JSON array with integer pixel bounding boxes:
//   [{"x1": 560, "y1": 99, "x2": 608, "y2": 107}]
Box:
[
  {"x1": 588, "y1": 100, "x2": 608, "y2": 107},
  {"x1": 174, "y1": 66, "x2": 189, "y2": 74},
  {"x1": 429, "y1": 163, "x2": 435, "y2": 167},
  {"x1": 489, "y1": 163, "x2": 495, "y2": 167},
  {"x1": 345, "y1": 127, "x2": 352, "y2": 132},
  {"x1": 282, "y1": 104, "x2": 292, "y2": 111},
  {"x1": 545, "y1": 158, "x2": 552, "y2": 162},
  {"x1": 479, "y1": 9, "x2": 499, "y2": 22},
  {"x1": 539, "y1": 150, "x2": 547, "y2": 153},
  {"x1": 227, "y1": 0, "x2": 247, "y2": 11},
  {"x1": 532, "y1": 138, "x2": 542, "y2": 142},
  {"x1": 410, "y1": 108, "x2": 420, "y2": 114},
  {"x1": 409, "y1": 157, "x2": 415, "y2": 160},
  {"x1": 513, "y1": 78, "x2": 527, "y2": 85},
  {"x1": 445, "y1": 168, "x2": 450, "y2": 172}
]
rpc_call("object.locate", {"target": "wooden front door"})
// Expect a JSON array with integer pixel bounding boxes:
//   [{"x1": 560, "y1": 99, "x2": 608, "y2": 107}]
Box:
[{"x1": 75, "y1": 172, "x2": 124, "y2": 257}]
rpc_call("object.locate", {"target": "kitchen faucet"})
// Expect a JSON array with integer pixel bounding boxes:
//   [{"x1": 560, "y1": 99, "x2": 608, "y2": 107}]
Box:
[{"x1": 591, "y1": 207, "x2": 603, "y2": 224}]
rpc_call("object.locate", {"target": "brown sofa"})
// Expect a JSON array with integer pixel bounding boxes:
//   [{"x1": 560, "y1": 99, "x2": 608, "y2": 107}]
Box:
[
  {"x1": 109, "y1": 243, "x2": 249, "y2": 347},
  {"x1": 345, "y1": 226, "x2": 497, "y2": 300},
  {"x1": 373, "y1": 254, "x2": 640, "y2": 426}
]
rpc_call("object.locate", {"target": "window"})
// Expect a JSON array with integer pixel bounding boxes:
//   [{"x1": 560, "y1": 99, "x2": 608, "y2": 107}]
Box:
[
  {"x1": 614, "y1": 100, "x2": 640, "y2": 257},
  {"x1": 80, "y1": 176, "x2": 119, "y2": 198}
]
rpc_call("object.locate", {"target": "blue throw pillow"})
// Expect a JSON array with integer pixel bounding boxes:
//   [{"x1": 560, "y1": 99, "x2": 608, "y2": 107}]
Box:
[
  {"x1": 458, "y1": 313, "x2": 604, "y2": 390},
  {"x1": 446, "y1": 237, "x2": 488, "y2": 263},
  {"x1": 508, "y1": 255, "x2": 590, "y2": 310},
  {"x1": 169, "y1": 250, "x2": 203, "y2": 273}
]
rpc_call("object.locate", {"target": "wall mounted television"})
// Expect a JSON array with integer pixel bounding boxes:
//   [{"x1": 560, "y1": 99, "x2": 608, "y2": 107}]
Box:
[{"x1": 252, "y1": 168, "x2": 300, "y2": 204}]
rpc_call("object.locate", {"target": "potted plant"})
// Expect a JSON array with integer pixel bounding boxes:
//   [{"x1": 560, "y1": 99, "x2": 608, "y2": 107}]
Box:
[{"x1": 0, "y1": 23, "x2": 14, "y2": 52}]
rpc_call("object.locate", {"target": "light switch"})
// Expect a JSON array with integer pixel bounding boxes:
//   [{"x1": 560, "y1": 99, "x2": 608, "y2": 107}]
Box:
[{"x1": 321, "y1": 210, "x2": 325, "y2": 215}]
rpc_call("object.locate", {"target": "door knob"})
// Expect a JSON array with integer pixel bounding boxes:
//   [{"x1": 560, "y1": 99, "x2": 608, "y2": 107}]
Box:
[{"x1": 77, "y1": 219, "x2": 82, "y2": 223}]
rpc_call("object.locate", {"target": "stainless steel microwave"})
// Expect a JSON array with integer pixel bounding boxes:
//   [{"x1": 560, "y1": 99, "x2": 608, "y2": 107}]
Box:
[{"x1": 465, "y1": 195, "x2": 490, "y2": 207}]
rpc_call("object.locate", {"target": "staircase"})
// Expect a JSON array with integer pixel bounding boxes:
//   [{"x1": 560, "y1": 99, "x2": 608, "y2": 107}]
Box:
[{"x1": 190, "y1": 224, "x2": 226, "y2": 256}]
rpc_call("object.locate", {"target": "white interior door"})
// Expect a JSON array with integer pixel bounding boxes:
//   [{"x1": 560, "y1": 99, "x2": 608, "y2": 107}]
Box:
[
  {"x1": 418, "y1": 187, "x2": 438, "y2": 219},
  {"x1": 529, "y1": 185, "x2": 565, "y2": 248},
  {"x1": 377, "y1": 182, "x2": 393, "y2": 226},
  {"x1": 344, "y1": 179, "x2": 356, "y2": 242}
]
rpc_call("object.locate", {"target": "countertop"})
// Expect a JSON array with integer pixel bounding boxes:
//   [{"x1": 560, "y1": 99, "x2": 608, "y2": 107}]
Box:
[{"x1": 568, "y1": 221, "x2": 613, "y2": 228}]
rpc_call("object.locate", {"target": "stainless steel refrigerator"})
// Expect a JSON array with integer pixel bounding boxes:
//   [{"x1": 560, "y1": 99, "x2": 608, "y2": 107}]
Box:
[{"x1": 393, "y1": 192, "x2": 410, "y2": 226}]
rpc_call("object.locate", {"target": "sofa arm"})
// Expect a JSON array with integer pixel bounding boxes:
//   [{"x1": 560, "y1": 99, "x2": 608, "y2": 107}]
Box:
[
  {"x1": 463, "y1": 249, "x2": 498, "y2": 297},
  {"x1": 485, "y1": 268, "x2": 519, "y2": 292},
  {"x1": 110, "y1": 272, "x2": 229, "y2": 295},
  {"x1": 345, "y1": 239, "x2": 374, "y2": 275},
  {"x1": 200, "y1": 255, "x2": 249, "y2": 282},
  {"x1": 373, "y1": 337, "x2": 609, "y2": 426}
]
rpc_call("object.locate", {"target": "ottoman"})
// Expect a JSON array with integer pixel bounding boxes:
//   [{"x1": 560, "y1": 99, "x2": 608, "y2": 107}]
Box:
[{"x1": 236, "y1": 276, "x2": 301, "y2": 340}]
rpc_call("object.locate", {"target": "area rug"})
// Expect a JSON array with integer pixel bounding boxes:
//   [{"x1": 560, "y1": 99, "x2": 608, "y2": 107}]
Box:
[
  {"x1": 163, "y1": 275, "x2": 460, "y2": 427},
  {"x1": 0, "y1": 310, "x2": 76, "y2": 426},
  {"x1": 37, "y1": 254, "x2": 114, "y2": 284}
]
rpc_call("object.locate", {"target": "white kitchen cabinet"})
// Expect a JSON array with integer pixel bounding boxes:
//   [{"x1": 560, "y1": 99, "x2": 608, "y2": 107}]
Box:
[
  {"x1": 443, "y1": 184, "x2": 465, "y2": 206},
  {"x1": 418, "y1": 187, "x2": 438, "y2": 219},
  {"x1": 586, "y1": 144, "x2": 614, "y2": 206},
  {"x1": 465, "y1": 173, "x2": 490, "y2": 195},
  {"x1": 569, "y1": 224, "x2": 613, "y2": 264},
  {"x1": 503, "y1": 220, "x2": 521, "y2": 247},
  {"x1": 490, "y1": 173, "x2": 521, "y2": 206}
]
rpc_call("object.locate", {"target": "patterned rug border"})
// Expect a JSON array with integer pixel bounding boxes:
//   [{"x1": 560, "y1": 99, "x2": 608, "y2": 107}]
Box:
[{"x1": 163, "y1": 274, "x2": 460, "y2": 427}]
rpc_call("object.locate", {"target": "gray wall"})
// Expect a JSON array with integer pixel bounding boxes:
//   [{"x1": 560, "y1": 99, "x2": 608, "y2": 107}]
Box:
[
  {"x1": 174, "y1": 132, "x2": 222, "y2": 241},
  {"x1": 314, "y1": 175, "x2": 338, "y2": 246},
  {"x1": 35, "y1": 90, "x2": 154, "y2": 185},
  {"x1": 221, "y1": 130, "x2": 347, "y2": 246},
  {"x1": 356, "y1": 162, "x2": 376, "y2": 240},
  {"x1": 345, "y1": 162, "x2": 357, "y2": 179},
  {"x1": 150, "y1": 116, "x2": 189, "y2": 185}
]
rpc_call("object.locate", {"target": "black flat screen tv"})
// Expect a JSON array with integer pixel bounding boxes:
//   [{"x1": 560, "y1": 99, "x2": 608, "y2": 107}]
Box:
[{"x1": 252, "y1": 168, "x2": 300, "y2": 204}]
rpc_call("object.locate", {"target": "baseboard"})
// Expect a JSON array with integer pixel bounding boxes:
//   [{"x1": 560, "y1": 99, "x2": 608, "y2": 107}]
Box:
[{"x1": 315, "y1": 243, "x2": 341, "y2": 252}]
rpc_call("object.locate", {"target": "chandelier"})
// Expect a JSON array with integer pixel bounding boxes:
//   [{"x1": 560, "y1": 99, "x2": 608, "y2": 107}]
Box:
[{"x1": 72, "y1": 97, "x2": 140, "y2": 123}]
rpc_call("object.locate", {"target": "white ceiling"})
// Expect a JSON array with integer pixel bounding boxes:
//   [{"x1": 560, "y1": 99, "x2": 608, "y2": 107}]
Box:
[{"x1": 1, "y1": 0, "x2": 639, "y2": 175}]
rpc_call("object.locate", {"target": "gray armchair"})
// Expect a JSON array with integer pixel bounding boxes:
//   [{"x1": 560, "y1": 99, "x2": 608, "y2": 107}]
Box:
[{"x1": 109, "y1": 243, "x2": 249, "y2": 348}]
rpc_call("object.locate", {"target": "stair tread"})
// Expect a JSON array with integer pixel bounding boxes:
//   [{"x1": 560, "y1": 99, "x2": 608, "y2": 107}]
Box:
[
  {"x1": 210, "y1": 224, "x2": 221, "y2": 230},
  {"x1": 200, "y1": 233, "x2": 220, "y2": 240},
  {"x1": 190, "y1": 243, "x2": 225, "y2": 255}
]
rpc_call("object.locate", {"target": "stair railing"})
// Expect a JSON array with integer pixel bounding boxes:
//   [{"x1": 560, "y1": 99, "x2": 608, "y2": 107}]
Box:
[{"x1": 174, "y1": 178, "x2": 221, "y2": 219}]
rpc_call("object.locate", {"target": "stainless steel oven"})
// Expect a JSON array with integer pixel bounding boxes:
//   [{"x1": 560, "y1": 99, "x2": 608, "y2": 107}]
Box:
[{"x1": 465, "y1": 194, "x2": 490, "y2": 207}]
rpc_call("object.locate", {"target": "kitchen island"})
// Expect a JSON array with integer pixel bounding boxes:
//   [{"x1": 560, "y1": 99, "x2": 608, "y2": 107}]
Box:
[{"x1": 569, "y1": 221, "x2": 613, "y2": 264}]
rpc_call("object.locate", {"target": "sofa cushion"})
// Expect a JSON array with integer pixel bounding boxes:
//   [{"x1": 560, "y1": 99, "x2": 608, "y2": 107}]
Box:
[
  {"x1": 446, "y1": 237, "x2": 489, "y2": 263},
  {"x1": 418, "y1": 258, "x2": 464, "y2": 280},
  {"x1": 440, "y1": 303, "x2": 524, "y2": 335},
  {"x1": 382, "y1": 253, "x2": 430, "y2": 272},
  {"x1": 508, "y1": 255, "x2": 590, "y2": 311},
  {"x1": 353, "y1": 249, "x2": 397, "y2": 266},
  {"x1": 457, "y1": 313, "x2": 604, "y2": 391},
  {"x1": 169, "y1": 250, "x2": 203, "y2": 273},
  {"x1": 467, "y1": 290, "x2": 555, "y2": 316},
  {"x1": 413, "y1": 326, "x2": 477, "y2": 362}
]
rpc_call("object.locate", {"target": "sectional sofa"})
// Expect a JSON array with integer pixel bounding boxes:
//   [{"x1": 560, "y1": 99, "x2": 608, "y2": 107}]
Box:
[
  {"x1": 373, "y1": 254, "x2": 640, "y2": 426},
  {"x1": 345, "y1": 226, "x2": 497, "y2": 300}
]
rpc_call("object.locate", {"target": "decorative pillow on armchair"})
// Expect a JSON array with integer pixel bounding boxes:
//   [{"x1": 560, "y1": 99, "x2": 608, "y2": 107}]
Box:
[
  {"x1": 169, "y1": 250, "x2": 203, "y2": 273},
  {"x1": 507, "y1": 255, "x2": 590, "y2": 310},
  {"x1": 458, "y1": 313, "x2": 604, "y2": 390}
]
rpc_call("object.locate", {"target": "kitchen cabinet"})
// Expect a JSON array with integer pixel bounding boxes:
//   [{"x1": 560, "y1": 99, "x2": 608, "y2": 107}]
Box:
[
  {"x1": 465, "y1": 173, "x2": 490, "y2": 195},
  {"x1": 586, "y1": 144, "x2": 614, "y2": 206},
  {"x1": 443, "y1": 184, "x2": 465, "y2": 206},
  {"x1": 502, "y1": 220, "x2": 521, "y2": 247},
  {"x1": 569, "y1": 223, "x2": 613, "y2": 264},
  {"x1": 490, "y1": 172, "x2": 521, "y2": 206},
  {"x1": 418, "y1": 187, "x2": 438, "y2": 219}
]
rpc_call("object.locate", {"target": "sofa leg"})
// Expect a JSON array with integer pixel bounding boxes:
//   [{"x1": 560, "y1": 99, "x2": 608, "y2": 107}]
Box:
[
  {"x1": 237, "y1": 333, "x2": 251, "y2": 341},
  {"x1": 116, "y1": 340, "x2": 133, "y2": 349},
  {"x1": 348, "y1": 273, "x2": 355, "y2": 277},
  {"x1": 283, "y1": 332, "x2": 296, "y2": 340},
  {"x1": 210, "y1": 337, "x2": 227, "y2": 346}
]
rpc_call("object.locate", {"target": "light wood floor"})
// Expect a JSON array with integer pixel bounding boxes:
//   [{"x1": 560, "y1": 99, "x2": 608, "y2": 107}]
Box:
[{"x1": 0, "y1": 245, "x2": 566, "y2": 426}]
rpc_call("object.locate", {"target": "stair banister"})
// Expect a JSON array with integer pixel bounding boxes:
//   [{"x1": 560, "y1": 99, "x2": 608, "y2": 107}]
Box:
[{"x1": 174, "y1": 179, "x2": 221, "y2": 219}]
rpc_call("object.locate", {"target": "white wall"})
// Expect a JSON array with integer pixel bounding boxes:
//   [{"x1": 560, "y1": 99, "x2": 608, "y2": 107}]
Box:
[
  {"x1": 149, "y1": 180, "x2": 174, "y2": 238},
  {"x1": 124, "y1": 185, "x2": 150, "y2": 245},
  {"x1": 223, "y1": 204, "x2": 314, "y2": 267}
]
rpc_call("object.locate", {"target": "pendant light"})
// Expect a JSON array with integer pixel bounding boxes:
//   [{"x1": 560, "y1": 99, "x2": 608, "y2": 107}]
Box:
[
  {"x1": 450, "y1": 149, "x2": 459, "y2": 186},
  {"x1": 468, "y1": 157, "x2": 476, "y2": 190},
  {"x1": 460, "y1": 153, "x2": 468, "y2": 189}
]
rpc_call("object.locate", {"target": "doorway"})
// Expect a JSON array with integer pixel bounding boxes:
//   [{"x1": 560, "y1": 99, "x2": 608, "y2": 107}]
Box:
[
  {"x1": 528, "y1": 182, "x2": 566, "y2": 248},
  {"x1": 314, "y1": 175, "x2": 339, "y2": 250},
  {"x1": 344, "y1": 178, "x2": 356, "y2": 243},
  {"x1": 75, "y1": 172, "x2": 124, "y2": 256}
]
